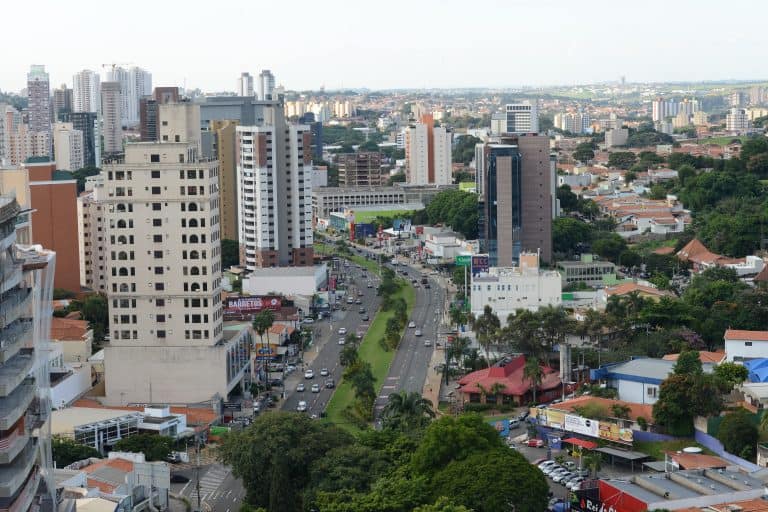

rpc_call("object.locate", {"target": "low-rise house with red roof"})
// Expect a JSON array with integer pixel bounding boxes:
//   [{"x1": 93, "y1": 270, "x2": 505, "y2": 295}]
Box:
[
  {"x1": 677, "y1": 239, "x2": 765, "y2": 276},
  {"x1": 725, "y1": 329, "x2": 768, "y2": 362},
  {"x1": 599, "y1": 282, "x2": 675, "y2": 306},
  {"x1": 51, "y1": 317, "x2": 93, "y2": 364},
  {"x1": 457, "y1": 355, "x2": 562, "y2": 406},
  {"x1": 662, "y1": 350, "x2": 725, "y2": 365}
]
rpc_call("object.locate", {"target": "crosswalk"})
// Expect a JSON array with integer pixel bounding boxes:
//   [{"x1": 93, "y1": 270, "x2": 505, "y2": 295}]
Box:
[{"x1": 188, "y1": 465, "x2": 230, "y2": 503}]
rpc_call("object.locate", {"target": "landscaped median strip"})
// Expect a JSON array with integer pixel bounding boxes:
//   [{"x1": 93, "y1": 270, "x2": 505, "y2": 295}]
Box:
[{"x1": 325, "y1": 270, "x2": 415, "y2": 430}]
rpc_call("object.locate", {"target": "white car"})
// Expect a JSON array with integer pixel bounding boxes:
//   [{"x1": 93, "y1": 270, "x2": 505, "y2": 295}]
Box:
[
  {"x1": 320, "y1": 368, "x2": 329, "y2": 377},
  {"x1": 408, "y1": 321, "x2": 416, "y2": 328},
  {"x1": 338, "y1": 337, "x2": 346, "y2": 345},
  {"x1": 311, "y1": 383, "x2": 321, "y2": 393},
  {"x1": 338, "y1": 327, "x2": 347, "y2": 335},
  {"x1": 296, "y1": 383, "x2": 305, "y2": 392},
  {"x1": 296, "y1": 401, "x2": 307, "y2": 412},
  {"x1": 424, "y1": 339, "x2": 432, "y2": 347},
  {"x1": 304, "y1": 369, "x2": 314, "y2": 379},
  {"x1": 414, "y1": 329, "x2": 422, "y2": 337},
  {"x1": 303, "y1": 318, "x2": 314, "y2": 324}
]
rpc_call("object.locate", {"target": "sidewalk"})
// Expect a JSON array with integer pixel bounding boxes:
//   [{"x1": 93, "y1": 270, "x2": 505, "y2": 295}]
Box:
[{"x1": 423, "y1": 344, "x2": 447, "y2": 413}]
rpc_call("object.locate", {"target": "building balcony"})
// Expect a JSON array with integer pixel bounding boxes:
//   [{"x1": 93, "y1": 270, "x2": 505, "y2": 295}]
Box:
[
  {"x1": 0, "y1": 320, "x2": 33, "y2": 366},
  {"x1": 0, "y1": 287, "x2": 32, "y2": 331},
  {"x1": 0, "y1": 265, "x2": 22, "y2": 296},
  {"x1": 0, "y1": 418, "x2": 30, "y2": 464},
  {"x1": 0, "y1": 439, "x2": 36, "y2": 499},
  {"x1": 0, "y1": 351, "x2": 34, "y2": 398},
  {"x1": 0, "y1": 463, "x2": 38, "y2": 512}
]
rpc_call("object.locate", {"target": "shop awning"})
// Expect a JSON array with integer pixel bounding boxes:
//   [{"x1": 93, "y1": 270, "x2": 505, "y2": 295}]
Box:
[{"x1": 562, "y1": 437, "x2": 598, "y2": 450}]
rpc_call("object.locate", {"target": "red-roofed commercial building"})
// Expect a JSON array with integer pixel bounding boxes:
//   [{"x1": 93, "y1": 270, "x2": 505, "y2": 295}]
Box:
[
  {"x1": 725, "y1": 329, "x2": 768, "y2": 362},
  {"x1": 458, "y1": 355, "x2": 563, "y2": 405}
]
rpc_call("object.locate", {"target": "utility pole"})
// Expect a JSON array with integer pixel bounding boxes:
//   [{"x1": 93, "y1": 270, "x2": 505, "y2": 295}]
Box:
[{"x1": 195, "y1": 435, "x2": 201, "y2": 512}]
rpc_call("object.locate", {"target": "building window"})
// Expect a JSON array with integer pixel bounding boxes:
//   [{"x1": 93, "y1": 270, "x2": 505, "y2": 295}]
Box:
[
  {"x1": 156, "y1": 299, "x2": 165, "y2": 307},
  {"x1": 152, "y1": 218, "x2": 162, "y2": 227},
  {"x1": 151, "y1": 186, "x2": 161, "y2": 195},
  {"x1": 157, "y1": 330, "x2": 166, "y2": 338},
  {"x1": 152, "y1": 203, "x2": 162, "y2": 211},
  {"x1": 151, "y1": 154, "x2": 160, "y2": 162},
  {"x1": 746, "y1": 341, "x2": 753, "y2": 346},
  {"x1": 153, "y1": 250, "x2": 163, "y2": 258},
  {"x1": 151, "y1": 170, "x2": 161, "y2": 178},
  {"x1": 153, "y1": 234, "x2": 162, "y2": 243},
  {"x1": 155, "y1": 282, "x2": 165, "y2": 291}
]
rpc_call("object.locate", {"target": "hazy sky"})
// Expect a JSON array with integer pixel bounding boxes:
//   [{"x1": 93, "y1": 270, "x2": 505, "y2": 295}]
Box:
[{"x1": 2, "y1": 0, "x2": 766, "y2": 93}]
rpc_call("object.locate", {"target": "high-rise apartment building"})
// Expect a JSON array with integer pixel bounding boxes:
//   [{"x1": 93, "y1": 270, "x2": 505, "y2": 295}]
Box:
[
  {"x1": 101, "y1": 82, "x2": 123, "y2": 155},
  {"x1": 405, "y1": 114, "x2": 452, "y2": 186},
  {"x1": 51, "y1": 84, "x2": 73, "y2": 122},
  {"x1": 101, "y1": 142, "x2": 250, "y2": 404},
  {"x1": 236, "y1": 101, "x2": 313, "y2": 269},
  {"x1": 26, "y1": 65, "x2": 51, "y2": 156},
  {"x1": 726, "y1": 108, "x2": 751, "y2": 133},
  {"x1": 258, "y1": 70, "x2": 275, "y2": 100},
  {"x1": 237, "y1": 72, "x2": 254, "y2": 97},
  {"x1": 0, "y1": 195, "x2": 56, "y2": 512},
  {"x1": 749, "y1": 86, "x2": 764, "y2": 106},
  {"x1": 158, "y1": 102, "x2": 201, "y2": 152},
  {"x1": 337, "y1": 152, "x2": 384, "y2": 187},
  {"x1": 479, "y1": 134, "x2": 554, "y2": 265},
  {"x1": 555, "y1": 112, "x2": 590, "y2": 134},
  {"x1": 5, "y1": 123, "x2": 50, "y2": 166},
  {"x1": 52, "y1": 122, "x2": 84, "y2": 171},
  {"x1": 106, "y1": 66, "x2": 152, "y2": 126},
  {"x1": 77, "y1": 175, "x2": 107, "y2": 291},
  {"x1": 209, "y1": 120, "x2": 239, "y2": 241},
  {"x1": 505, "y1": 103, "x2": 539, "y2": 134},
  {"x1": 651, "y1": 97, "x2": 680, "y2": 122},
  {"x1": 73, "y1": 70, "x2": 101, "y2": 114},
  {"x1": 62, "y1": 112, "x2": 98, "y2": 168}
]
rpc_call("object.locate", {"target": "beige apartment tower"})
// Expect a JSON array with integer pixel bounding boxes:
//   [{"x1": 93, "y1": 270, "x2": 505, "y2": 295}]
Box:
[
  {"x1": 101, "y1": 142, "x2": 249, "y2": 404},
  {"x1": 210, "y1": 120, "x2": 239, "y2": 241},
  {"x1": 100, "y1": 81, "x2": 122, "y2": 154}
]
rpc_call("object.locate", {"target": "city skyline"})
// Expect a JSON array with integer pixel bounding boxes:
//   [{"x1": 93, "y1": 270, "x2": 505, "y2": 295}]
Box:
[{"x1": 2, "y1": 0, "x2": 767, "y2": 93}]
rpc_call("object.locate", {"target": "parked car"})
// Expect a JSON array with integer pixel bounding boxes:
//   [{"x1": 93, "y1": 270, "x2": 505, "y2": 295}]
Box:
[
  {"x1": 296, "y1": 401, "x2": 308, "y2": 412},
  {"x1": 553, "y1": 472, "x2": 574, "y2": 484},
  {"x1": 527, "y1": 438, "x2": 544, "y2": 448},
  {"x1": 304, "y1": 369, "x2": 315, "y2": 379},
  {"x1": 303, "y1": 317, "x2": 315, "y2": 324},
  {"x1": 311, "y1": 383, "x2": 321, "y2": 393}
]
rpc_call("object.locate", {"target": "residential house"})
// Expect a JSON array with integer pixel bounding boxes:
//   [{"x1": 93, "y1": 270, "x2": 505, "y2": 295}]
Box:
[
  {"x1": 724, "y1": 329, "x2": 768, "y2": 362},
  {"x1": 458, "y1": 355, "x2": 562, "y2": 406},
  {"x1": 676, "y1": 238, "x2": 764, "y2": 276}
]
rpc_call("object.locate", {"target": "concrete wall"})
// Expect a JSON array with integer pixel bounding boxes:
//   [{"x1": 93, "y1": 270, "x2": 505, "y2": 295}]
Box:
[
  {"x1": 51, "y1": 364, "x2": 92, "y2": 409},
  {"x1": 615, "y1": 379, "x2": 660, "y2": 405},
  {"x1": 693, "y1": 429, "x2": 761, "y2": 472},
  {"x1": 725, "y1": 339, "x2": 768, "y2": 362}
]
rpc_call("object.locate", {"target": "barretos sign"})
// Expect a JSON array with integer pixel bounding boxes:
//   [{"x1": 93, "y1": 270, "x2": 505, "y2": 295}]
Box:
[{"x1": 225, "y1": 296, "x2": 282, "y2": 315}]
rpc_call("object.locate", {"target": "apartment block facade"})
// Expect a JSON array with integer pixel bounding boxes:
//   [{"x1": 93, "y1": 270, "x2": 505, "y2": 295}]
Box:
[
  {"x1": 0, "y1": 196, "x2": 56, "y2": 512},
  {"x1": 26, "y1": 65, "x2": 51, "y2": 155},
  {"x1": 77, "y1": 177, "x2": 107, "y2": 292},
  {"x1": 337, "y1": 152, "x2": 383, "y2": 187},
  {"x1": 100, "y1": 82, "x2": 122, "y2": 155},
  {"x1": 405, "y1": 114, "x2": 452, "y2": 186},
  {"x1": 101, "y1": 142, "x2": 244, "y2": 404},
  {"x1": 209, "y1": 120, "x2": 239, "y2": 241},
  {"x1": 52, "y1": 122, "x2": 84, "y2": 171},
  {"x1": 236, "y1": 102, "x2": 313, "y2": 269}
]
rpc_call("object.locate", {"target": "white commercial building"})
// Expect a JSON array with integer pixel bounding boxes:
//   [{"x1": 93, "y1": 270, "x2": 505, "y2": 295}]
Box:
[
  {"x1": 505, "y1": 102, "x2": 539, "y2": 133},
  {"x1": 724, "y1": 329, "x2": 768, "y2": 362},
  {"x1": 726, "y1": 108, "x2": 751, "y2": 133},
  {"x1": 237, "y1": 72, "x2": 254, "y2": 97},
  {"x1": 101, "y1": 141, "x2": 251, "y2": 405},
  {"x1": 236, "y1": 100, "x2": 314, "y2": 270},
  {"x1": 105, "y1": 66, "x2": 152, "y2": 127},
  {"x1": 405, "y1": 118, "x2": 452, "y2": 186},
  {"x1": 77, "y1": 176, "x2": 107, "y2": 291},
  {"x1": 470, "y1": 252, "x2": 561, "y2": 322},
  {"x1": 605, "y1": 128, "x2": 629, "y2": 148},
  {"x1": 73, "y1": 70, "x2": 101, "y2": 113},
  {"x1": 242, "y1": 264, "x2": 327, "y2": 296},
  {"x1": 53, "y1": 122, "x2": 84, "y2": 171}
]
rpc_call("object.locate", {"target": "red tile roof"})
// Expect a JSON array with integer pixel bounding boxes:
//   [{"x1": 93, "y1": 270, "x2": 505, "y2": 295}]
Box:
[
  {"x1": 50, "y1": 317, "x2": 89, "y2": 341},
  {"x1": 652, "y1": 246, "x2": 675, "y2": 255},
  {"x1": 662, "y1": 351, "x2": 725, "y2": 364},
  {"x1": 665, "y1": 451, "x2": 729, "y2": 470},
  {"x1": 724, "y1": 329, "x2": 768, "y2": 342},
  {"x1": 676, "y1": 238, "x2": 741, "y2": 266},
  {"x1": 458, "y1": 355, "x2": 561, "y2": 396},
  {"x1": 604, "y1": 282, "x2": 673, "y2": 298},
  {"x1": 550, "y1": 395, "x2": 653, "y2": 423}
]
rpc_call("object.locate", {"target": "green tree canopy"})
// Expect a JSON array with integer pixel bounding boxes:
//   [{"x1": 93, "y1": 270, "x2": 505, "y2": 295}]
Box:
[
  {"x1": 452, "y1": 135, "x2": 482, "y2": 165},
  {"x1": 608, "y1": 151, "x2": 637, "y2": 170},
  {"x1": 52, "y1": 436, "x2": 101, "y2": 468},
  {"x1": 113, "y1": 434, "x2": 173, "y2": 461},
  {"x1": 717, "y1": 409, "x2": 758, "y2": 460}
]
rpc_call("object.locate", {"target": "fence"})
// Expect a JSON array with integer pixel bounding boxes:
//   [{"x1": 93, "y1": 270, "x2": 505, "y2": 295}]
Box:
[
  {"x1": 694, "y1": 429, "x2": 761, "y2": 472},
  {"x1": 630, "y1": 429, "x2": 676, "y2": 443}
]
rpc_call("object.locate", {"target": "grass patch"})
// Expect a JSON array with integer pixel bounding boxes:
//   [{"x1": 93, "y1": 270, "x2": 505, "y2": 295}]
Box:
[
  {"x1": 354, "y1": 209, "x2": 413, "y2": 224},
  {"x1": 325, "y1": 281, "x2": 416, "y2": 431},
  {"x1": 633, "y1": 439, "x2": 714, "y2": 461},
  {"x1": 697, "y1": 135, "x2": 750, "y2": 146},
  {"x1": 631, "y1": 238, "x2": 678, "y2": 256}
]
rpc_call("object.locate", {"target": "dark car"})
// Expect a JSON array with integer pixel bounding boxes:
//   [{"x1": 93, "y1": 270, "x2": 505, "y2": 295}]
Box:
[
  {"x1": 325, "y1": 378, "x2": 335, "y2": 389},
  {"x1": 170, "y1": 474, "x2": 190, "y2": 484}
]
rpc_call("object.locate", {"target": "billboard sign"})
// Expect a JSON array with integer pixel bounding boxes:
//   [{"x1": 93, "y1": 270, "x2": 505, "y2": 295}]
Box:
[
  {"x1": 565, "y1": 414, "x2": 600, "y2": 437},
  {"x1": 225, "y1": 296, "x2": 282, "y2": 316},
  {"x1": 471, "y1": 254, "x2": 490, "y2": 276},
  {"x1": 598, "y1": 422, "x2": 634, "y2": 445},
  {"x1": 455, "y1": 254, "x2": 471, "y2": 267}
]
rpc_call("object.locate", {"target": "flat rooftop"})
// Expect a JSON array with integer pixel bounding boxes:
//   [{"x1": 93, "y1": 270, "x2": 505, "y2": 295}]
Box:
[{"x1": 52, "y1": 407, "x2": 140, "y2": 435}]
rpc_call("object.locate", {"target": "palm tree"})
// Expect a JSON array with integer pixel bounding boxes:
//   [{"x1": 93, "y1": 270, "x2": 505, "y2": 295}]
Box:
[
  {"x1": 471, "y1": 305, "x2": 500, "y2": 367},
  {"x1": 382, "y1": 391, "x2": 436, "y2": 431},
  {"x1": 506, "y1": 309, "x2": 545, "y2": 360},
  {"x1": 450, "y1": 305, "x2": 469, "y2": 332},
  {"x1": 523, "y1": 357, "x2": 544, "y2": 405},
  {"x1": 252, "y1": 310, "x2": 275, "y2": 388}
]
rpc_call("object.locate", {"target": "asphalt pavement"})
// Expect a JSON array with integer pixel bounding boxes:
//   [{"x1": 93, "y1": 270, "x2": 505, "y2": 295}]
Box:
[{"x1": 280, "y1": 261, "x2": 381, "y2": 416}]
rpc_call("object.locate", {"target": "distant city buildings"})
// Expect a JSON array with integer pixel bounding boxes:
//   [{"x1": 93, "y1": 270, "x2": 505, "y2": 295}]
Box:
[
  {"x1": 651, "y1": 97, "x2": 698, "y2": 122},
  {"x1": 52, "y1": 83, "x2": 73, "y2": 122},
  {"x1": 554, "y1": 111, "x2": 590, "y2": 134},
  {"x1": 100, "y1": 81, "x2": 122, "y2": 155},
  {"x1": 605, "y1": 128, "x2": 629, "y2": 148},
  {"x1": 237, "y1": 72, "x2": 254, "y2": 97},
  {"x1": 63, "y1": 111, "x2": 98, "y2": 168},
  {"x1": 505, "y1": 102, "x2": 539, "y2": 134},
  {"x1": 726, "y1": 107, "x2": 751, "y2": 133},
  {"x1": 105, "y1": 66, "x2": 152, "y2": 126},
  {"x1": 258, "y1": 69, "x2": 275, "y2": 100},
  {"x1": 26, "y1": 65, "x2": 52, "y2": 155},
  {"x1": 405, "y1": 113, "x2": 452, "y2": 186},
  {"x1": 73, "y1": 69, "x2": 101, "y2": 113},
  {"x1": 236, "y1": 99, "x2": 314, "y2": 269}
]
